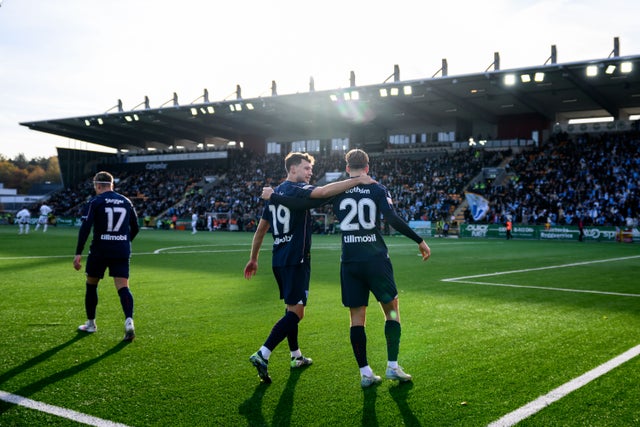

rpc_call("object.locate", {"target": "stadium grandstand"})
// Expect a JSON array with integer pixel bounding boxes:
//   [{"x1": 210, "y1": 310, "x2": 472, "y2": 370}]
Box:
[{"x1": 14, "y1": 38, "x2": 640, "y2": 239}]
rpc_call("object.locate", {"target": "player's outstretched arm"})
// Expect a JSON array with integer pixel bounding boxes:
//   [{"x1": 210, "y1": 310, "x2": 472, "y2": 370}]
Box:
[{"x1": 309, "y1": 174, "x2": 375, "y2": 198}]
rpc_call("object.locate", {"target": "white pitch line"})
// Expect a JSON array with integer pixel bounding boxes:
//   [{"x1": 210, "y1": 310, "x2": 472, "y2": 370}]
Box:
[
  {"x1": 442, "y1": 255, "x2": 640, "y2": 282},
  {"x1": 0, "y1": 390, "x2": 131, "y2": 427},
  {"x1": 448, "y1": 280, "x2": 640, "y2": 298},
  {"x1": 487, "y1": 344, "x2": 640, "y2": 427}
]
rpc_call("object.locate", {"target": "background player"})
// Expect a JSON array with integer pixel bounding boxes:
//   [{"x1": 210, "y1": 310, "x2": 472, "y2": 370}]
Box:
[
  {"x1": 244, "y1": 151, "x2": 374, "y2": 383},
  {"x1": 16, "y1": 206, "x2": 31, "y2": 235},
  {"x1": 73, "y1": 171, "x2": 139, "y2": 341},
  {"x1": 34, "y1": 202, "x2": 52, "y2": 232}
]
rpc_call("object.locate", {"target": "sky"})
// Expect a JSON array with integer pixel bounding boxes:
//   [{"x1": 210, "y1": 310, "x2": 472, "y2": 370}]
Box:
[{"x1": 1, "y1": 0, "x2": 639, "y2": 160}]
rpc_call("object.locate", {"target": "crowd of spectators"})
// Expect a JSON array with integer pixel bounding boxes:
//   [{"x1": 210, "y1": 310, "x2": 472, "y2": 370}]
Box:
[
  {"x1": 31, "y1": 131, "x2": 640, "y2": 231},
  {"x1": 475, "y1": 132, "x2": 639, "y2": 228}
]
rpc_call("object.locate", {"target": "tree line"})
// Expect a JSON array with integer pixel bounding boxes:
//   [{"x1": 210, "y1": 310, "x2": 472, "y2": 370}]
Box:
[{"x1": 0, "y1": 154, "x2": 62, "y2": 194}]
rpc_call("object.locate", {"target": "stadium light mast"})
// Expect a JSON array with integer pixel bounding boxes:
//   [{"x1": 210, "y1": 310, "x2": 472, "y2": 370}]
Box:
[
  {"x1": 382, "y1": 64, "x2": 400, "y2": 83},
  {"x1": 190, "y1": 89, "x2": 210, "y2": 104},
  {"x1": 105, "y1": 99, "x2": 124, "y2": 113},
  {"x1": 431, "y1": 59, "x2": 448, "y2": 78},
  {"x1": 485, "y1": 52, "x2": 500, "y2": 72},
  {"x1": 159, "y1": 92, "x2": 179, "y2": 108},
  {"x1": 544, "y1": 45, "x2": 557, "y2": 65},
  {"x1": 609, "y1": 36, "x2": 620, "y2": 58}
]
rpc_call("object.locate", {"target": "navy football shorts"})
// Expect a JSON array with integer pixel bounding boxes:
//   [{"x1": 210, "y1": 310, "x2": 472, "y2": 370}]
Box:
[
  {"x1": 85, "y1": 253, "x2": 130, "y2": 279},
  {"x1": 340, "y1": 258, "x2": 397, "y2": 307},
  {"x1": 273, "y1": 262, "x2": 310, "y2": 306}
]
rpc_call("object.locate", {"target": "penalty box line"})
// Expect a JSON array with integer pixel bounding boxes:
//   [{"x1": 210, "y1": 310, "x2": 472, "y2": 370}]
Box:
[
  {"x1": 487, "y1": 343, "x2": 640, "y2": 427},
  {"x1": 441, "y1": 254, "x2": 640, "y2": 298},
  {"x1": 0, "y1": 390, "x2": 130, "y2": 427}
]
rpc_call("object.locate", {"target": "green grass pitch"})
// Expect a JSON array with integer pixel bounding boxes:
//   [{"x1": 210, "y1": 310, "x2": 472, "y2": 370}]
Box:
[{"x1": 1, "y1": 226, "x2": 639, "y2": 426}]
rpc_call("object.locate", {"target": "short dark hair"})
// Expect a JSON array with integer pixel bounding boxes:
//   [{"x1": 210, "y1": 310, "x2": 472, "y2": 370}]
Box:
[
  {"x1": 284, "y1": 152, "x2": 315, "y2": 173},
  {"x1": 345, "y1": 149, "x2": 369, "y2": 170}
]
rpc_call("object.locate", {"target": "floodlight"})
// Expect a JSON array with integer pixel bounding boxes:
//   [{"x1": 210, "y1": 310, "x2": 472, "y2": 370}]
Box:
[
  {"x1": 568, "y1": 117, "x2": 613, "y2": 124},
  {"x1": 390, "y1": 87, "x2": 399, "y2": 96},
  {"x1": 403, "y1": 85, "x2": 412, "y2": 95},
  {"x1": 586, "y1": 65, "x2": 598, "y2": 77},
  {"x1": 504, "y1": 74, "x2": 516, "y2": 86},
  {"x1": 520, "y1": 74, "x2": 531, "y2": 83},
  {"x1": 379, "y1": 88, "x2": 388, "y2": 97},
  {"x1": 534, "y1": 72, "x2": 545, "y2": 82},
  {"x1": 621, "y1": 61, "x2": 633, "y2": 73}
]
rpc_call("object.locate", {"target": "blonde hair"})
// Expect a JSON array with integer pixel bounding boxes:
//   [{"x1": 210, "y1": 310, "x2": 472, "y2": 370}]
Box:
[
  {"x1": 345, "y1": 149, "x2": 369, "y2": 170},
  {"x1": 92, "y1": 171, "x2": 114, "y2": 185}
]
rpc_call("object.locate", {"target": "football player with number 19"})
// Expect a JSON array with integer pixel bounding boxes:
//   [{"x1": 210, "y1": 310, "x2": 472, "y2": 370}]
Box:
[
  {"x1": 244, "y1": 152, "x2": 375, "y2": 384},
  {"x1": 268, "y1": 149, "x2": 430, "y2": 388}
]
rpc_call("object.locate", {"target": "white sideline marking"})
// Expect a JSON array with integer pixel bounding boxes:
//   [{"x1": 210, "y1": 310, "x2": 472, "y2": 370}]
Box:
[
  {"x1": 487, "y1": 344, "x2": 640, "y2": 427},
  {"x1": 442, "y1": 255, "x2": 640, "y2": 297},
  {"x1": 446, "y1": 280, "x2": 640, "y2": 298},
  {"x1": 0, "y1": 390, "x2": 130, "y2": 427}
]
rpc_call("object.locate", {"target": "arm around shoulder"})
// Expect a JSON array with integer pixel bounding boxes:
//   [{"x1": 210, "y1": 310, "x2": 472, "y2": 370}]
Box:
[{"x1": 309, "y1": 174, "x2": 375, "y2": 198}]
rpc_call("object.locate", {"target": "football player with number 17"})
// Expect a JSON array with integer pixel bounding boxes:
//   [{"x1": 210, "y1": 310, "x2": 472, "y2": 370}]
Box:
[{"x1": 73, "y1": 171, "x2": 139, "y2": 342}]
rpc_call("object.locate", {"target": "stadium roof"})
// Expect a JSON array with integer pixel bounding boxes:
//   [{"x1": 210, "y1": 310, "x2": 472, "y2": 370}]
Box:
[{"x1": 21, "y1": 52, "x2": 640, "y2": 152}]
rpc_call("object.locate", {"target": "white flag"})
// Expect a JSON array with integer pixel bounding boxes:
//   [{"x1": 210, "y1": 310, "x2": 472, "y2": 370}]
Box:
[{"x1": 465, "y1": 192, "x2": 490, "y2": 221}]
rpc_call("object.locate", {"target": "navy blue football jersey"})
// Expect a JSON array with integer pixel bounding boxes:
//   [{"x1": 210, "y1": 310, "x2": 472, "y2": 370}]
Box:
[
  {"x1": 332, "y1": 183, "x2": 422, "y2": 263},
  {"x1": 75, "y1": 191, "x2": 139, "y2": 257},
  {"x1": 261, "y1": 180, "x2": 320, "y2": 267}
]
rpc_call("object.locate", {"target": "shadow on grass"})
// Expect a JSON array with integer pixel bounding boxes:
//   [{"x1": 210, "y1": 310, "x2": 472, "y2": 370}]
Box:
[
  {"x1": 238, "y1": 365, "x2": 308, "y2": 426},
  {"x1": 0, "y1": 333, "x2": 87, "y2": 387},
  {"x1": 0, "y1": 334, "x2": 130, "y2": 414},
  {"x1": 362, "y1": 385, "x2": 378, "y2": 426},
  {"x1": 272, "y1": 367, "x2": 304, "y2": 426},
  {"x1": 389, "y1": 381, "x2": 421, "y2": 427},
  {"x1": 238, "y1": 381, "x2": 270, "y2": 427}
]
